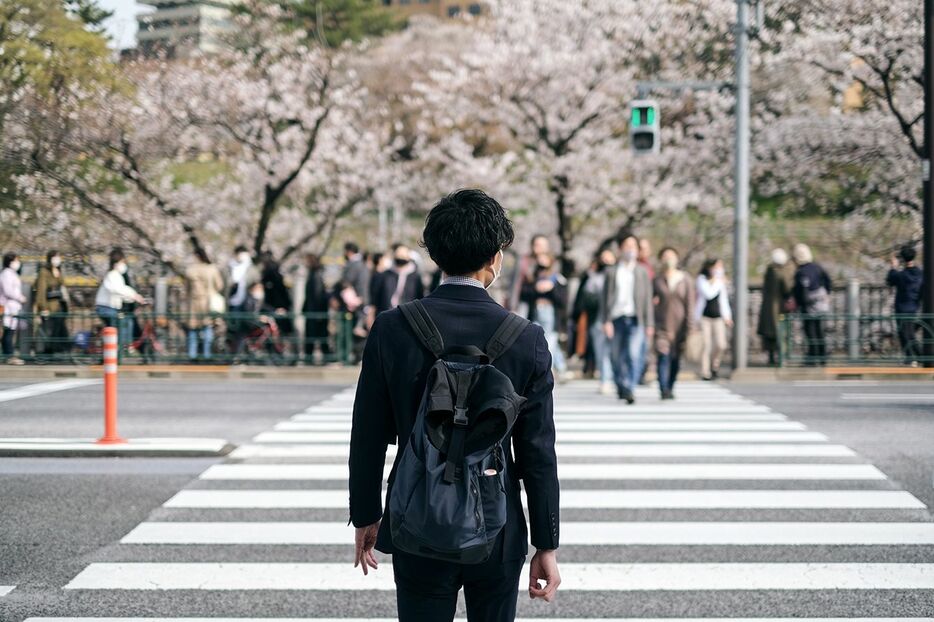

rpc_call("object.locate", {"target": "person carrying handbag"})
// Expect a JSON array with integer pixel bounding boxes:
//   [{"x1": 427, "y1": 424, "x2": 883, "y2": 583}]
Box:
[{"x1": 35, "y1": 250, "x2": 71, "y2": 357}]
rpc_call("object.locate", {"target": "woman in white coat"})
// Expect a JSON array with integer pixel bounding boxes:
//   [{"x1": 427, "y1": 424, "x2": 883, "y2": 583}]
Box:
[{"x1": 95, "y1": 249, "x2": 145, "y2": 348}]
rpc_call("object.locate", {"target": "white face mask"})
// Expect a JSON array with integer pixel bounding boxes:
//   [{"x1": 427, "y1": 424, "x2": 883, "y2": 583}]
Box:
[
  {"x1": 251, "y1": 291, "x2": 264, "y2": 301},
  {"x1": 10, "y1": 260, "x2": 21, "y2": 272},
  {"x1": 238, "y1": 252, "x2": 251, "y2": 264},
  {"x1": 486, "y1": 250, "x2": 504, "y2": 290},
  {"x1": 50, "y1": 256, "x2": 62, "y2": 268},
  {"x1": 116, "y1": 262, "x2": 128, "y2": 275}
]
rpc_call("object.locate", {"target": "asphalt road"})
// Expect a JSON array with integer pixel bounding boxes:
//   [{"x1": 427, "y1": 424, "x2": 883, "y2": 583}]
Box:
[{"x1": 0, "y1": 376, "x2": 932, "y2": 621}]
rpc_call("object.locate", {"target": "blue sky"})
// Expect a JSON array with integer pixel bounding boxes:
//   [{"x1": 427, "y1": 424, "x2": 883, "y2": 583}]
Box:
[{"x1": 99, "y1": 0, "x2": 149, "y2": 50}]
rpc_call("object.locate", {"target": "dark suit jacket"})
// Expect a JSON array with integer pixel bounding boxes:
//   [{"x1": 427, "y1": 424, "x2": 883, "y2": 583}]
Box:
[
  {"x1": 370, "y1": 268, "x2": 426, "y2": 314},
  {"x1": 348, "y1": 283, "x2": 560, "y2": 562}
]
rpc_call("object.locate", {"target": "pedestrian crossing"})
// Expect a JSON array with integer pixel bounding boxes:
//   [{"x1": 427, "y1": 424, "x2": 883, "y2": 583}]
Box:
[{"x1": 38, "y1": 380, "x2": 934, "y2": 620}]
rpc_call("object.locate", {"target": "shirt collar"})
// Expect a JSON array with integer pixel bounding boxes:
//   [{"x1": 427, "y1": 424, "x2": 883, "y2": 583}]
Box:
[{"x1": 440, "y1": 275, "x2": 485, "y2": 289}]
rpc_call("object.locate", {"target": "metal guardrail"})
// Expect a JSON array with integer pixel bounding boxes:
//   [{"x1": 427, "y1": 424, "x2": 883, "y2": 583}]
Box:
[
  {"x1": 778, "y1": 313, "x2": 934, "y2": 367},
  {"x1": 3, "y1": 311, "x2": 357, "y2": 366}
]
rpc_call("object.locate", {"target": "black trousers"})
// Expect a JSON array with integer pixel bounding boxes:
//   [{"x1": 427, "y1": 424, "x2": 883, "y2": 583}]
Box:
[
  {"x1": 803, "y1": 317, "x2": 826, "y2": 364},
  {"x1": 897, "y1": 318, "x2": 922, "y2": 361},
  {"x1": 392, "y1": 534, "x2": 525, "y2": 622}
]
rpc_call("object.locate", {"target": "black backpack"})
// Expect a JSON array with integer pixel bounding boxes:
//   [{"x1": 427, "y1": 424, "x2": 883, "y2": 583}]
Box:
[{"x1": 388, "y1": 299, "x2": 529, "y2": 564}]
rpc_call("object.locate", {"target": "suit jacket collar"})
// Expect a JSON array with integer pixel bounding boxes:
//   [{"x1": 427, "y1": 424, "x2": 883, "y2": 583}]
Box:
[{"x1": 429, "y1": 283, "x2": 498, "y2": 304}]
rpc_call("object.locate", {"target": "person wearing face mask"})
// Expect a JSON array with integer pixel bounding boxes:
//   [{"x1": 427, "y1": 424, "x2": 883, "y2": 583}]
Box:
[
  {"x1": 227, "y1": 245, "x2": 259, "y2": 313},
  {"x1": 349, "y1": 189, "x2": 561, "y2": 620},
  {"x1": 0, "y1": 253, "x2": 27, "y2": 365},
  {"x1": 35, "y1": 250, "x2": 71, "y2": 357},
  {"x1": 600, "y1": 232, "x2": 654, "y2": 404},
  {"x1": 525, "y1": 252, "x2": 569, "y2": 380},
  {"x1": 695, "y1": 258, "x2": 733, "y2": 380},
  {"x1": 653, "y1": 248, "x2": 694, "y2": 399},
  {"x1": 368, "y1": 243, "x2": 425, "y2": 320},
  {"x1": 95, "y1": 249, "x2": 145, "y2": 349}
]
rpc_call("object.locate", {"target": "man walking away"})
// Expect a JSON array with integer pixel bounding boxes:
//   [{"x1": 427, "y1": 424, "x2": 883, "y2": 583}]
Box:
[
  {"x1": 349, "y1": 189, "x2": 560, "y2": 622},
  {"x1": 887, "y1": 245, "x2": 924, "y2": 365},
  {"x1": 792, "y1": 244, "x2": 832, "y2": 366},
  {"x1": 601, "y1": 232, "x2": 654, "y2": 404}
]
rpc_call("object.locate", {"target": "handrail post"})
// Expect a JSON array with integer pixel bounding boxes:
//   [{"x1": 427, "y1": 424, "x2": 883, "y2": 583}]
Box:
[{"x1": 846, "y1": 279, "x2": 861, "y2": 362}]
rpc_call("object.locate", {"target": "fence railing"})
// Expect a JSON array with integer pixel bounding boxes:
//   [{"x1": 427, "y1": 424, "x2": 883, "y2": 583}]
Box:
[
  {"x1": 3, "y1": 311, "x2": 357, "y2": 366},
  {"x1": 778, "y1": 313, "x2": 934, "y2": 367}
]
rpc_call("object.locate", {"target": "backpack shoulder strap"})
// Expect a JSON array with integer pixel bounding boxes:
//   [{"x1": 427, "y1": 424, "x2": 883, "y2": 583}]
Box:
[
  {"x1": 485, "y1": 312, "x2": 531, "y2": 362},
  {"x1": 399, "y1": 299, "x2": 444, "y2": 358}
]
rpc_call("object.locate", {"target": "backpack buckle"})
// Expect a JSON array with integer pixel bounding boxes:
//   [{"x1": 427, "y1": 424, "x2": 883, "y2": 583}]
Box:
[{"x1": 454, "y1": 407, "x2": 469, "y2": 426}]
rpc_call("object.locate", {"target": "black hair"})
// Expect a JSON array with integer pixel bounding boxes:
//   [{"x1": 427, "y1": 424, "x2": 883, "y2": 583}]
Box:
[
  {"x1": 195, "y1": 247, "x2": 211, "y2": 264},
  {"x1": 108, "y1": 248, "x2": 125, "y2": 269},
  {"x1": 900, "y1": 245, "x2": 917, "y2": 263},
  {"x1": 420, "y1": 189, "x2": 515, "y2": 276},
  {"x1": 234, "y1": 245, "x2": 248, "y2": 254},
  {"x1": 700, "y1": 258, "x2": 719, "y2": 279},
  {"x1": 344, "y1": 242, "x2": 360, "y2": 255},
  {"x1": 658, "y1": 246, "x2": 680, "y2": 260},
  {"x1": 616, "y1": 230, "x2": 639, "y2": 247},
  {"x1": 2, "y1": 252, "x2": 17, "y2": 269},
  {"x1": 46, "y1": 250, "x2": 60, "y2": 265}
]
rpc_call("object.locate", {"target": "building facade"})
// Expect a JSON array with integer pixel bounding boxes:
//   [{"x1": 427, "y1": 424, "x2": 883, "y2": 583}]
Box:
[{"x1": 137, "y1": 0, "x2": 235, "y2": 58}]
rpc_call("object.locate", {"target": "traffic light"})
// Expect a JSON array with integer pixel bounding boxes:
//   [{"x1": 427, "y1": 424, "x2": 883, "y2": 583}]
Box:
[{"x1": 630, "y1": 99, "x2": 660, "y2": 154}]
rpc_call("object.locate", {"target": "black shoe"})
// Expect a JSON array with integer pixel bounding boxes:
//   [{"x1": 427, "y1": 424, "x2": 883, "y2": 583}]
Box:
[
  {"x1": 711, "y1": 369, "x2": 719, "y2": 380},
  {"x1": 701, "y1": 375, "x2": 713, "y2": 381},
  {"x1": 661, "y1": 390, "x2": 674, "y2": 400},
  {"x1": 623, "y1": 389, "x2": 635, "y2": 404}
]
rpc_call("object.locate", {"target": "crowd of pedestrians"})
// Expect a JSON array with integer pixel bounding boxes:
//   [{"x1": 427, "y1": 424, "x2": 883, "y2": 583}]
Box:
[{"x1": 0, "y1": 236, "x2": 926, "y2": 368}]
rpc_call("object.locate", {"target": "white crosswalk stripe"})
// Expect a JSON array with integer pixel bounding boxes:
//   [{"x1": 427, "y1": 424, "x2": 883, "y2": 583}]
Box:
[
  {"x1": 200, "y1": 462, "x2": 887, "y2": 480},
  {"x1": 60, "y1": 381, "x2": 933, "y2": 619},
  {"x1": 122, "y1": 521, "x2": 934, "y2": 545}
]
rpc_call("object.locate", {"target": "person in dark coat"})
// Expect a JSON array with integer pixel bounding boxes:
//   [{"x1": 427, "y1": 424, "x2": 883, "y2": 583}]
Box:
[
  {"x1": 758, "y1": 248, "x2": 795, "y2": 366},
  {"x1": 369, "y1": 243, "x2": 425, "y2": 317},
  {"x1": 260, "y1": 251, "x2": 293, "y2": 335},
  {"x1": 302, "y1": 253, "x2": 330, "y2": 362},
  {"x1": 34, "y1": 250, "x2": 70, "y2": 356},
  {"x1": 522, "y1": 252, "x2": 569, "y2": 377},
  {"x1": 792, "y1": 243, "x2": 832, "y2": 365},
  {"x1": 887, "y1": 245, "x2": 924, "y2": 364},
  {"x1": 349, "y1": 189, "x2": 561, "y2": 620}
]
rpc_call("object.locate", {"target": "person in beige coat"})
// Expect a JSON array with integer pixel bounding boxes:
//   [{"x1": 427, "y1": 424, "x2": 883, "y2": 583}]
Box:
[
  {"x1": 186, "y1": 248, "x2": 224, "y2": 362},
  {"x1": 653, "y1": 247, "x2": 694, "y2": 400}
]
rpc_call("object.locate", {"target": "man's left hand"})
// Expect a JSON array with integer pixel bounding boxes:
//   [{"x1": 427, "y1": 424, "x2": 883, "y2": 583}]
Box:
[{"x1": 354, "y1": 520, "x2": 380, "y2": 575}]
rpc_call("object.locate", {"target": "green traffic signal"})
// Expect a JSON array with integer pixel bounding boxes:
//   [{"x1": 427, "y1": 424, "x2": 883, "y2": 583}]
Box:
[{"x1": 631, "y1": 106, "x2": 657, "y2": 127}]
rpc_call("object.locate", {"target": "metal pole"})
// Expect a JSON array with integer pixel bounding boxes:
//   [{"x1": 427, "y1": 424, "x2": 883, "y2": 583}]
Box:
[
  {"x1": 846, "y1": 279, "x2": 861, "y2": 362},
  {"x1": 733, "y1": 0, "x2": 751, "y2": 371},
  {"x1": 924, "y1": 0, "x2": 934, "y2": 366}
]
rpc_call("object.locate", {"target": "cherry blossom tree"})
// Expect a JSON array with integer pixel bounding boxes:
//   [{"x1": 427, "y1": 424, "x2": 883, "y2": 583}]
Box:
[
  {"x1": 412, "y1": 0, "x2": 741, "y2": 270},
  {"x1": 9, "y1": 5, "x2": 398, "y2": 273},
  {"x1": 755, "y1": 0, "x2": 922, "y2": 226}
]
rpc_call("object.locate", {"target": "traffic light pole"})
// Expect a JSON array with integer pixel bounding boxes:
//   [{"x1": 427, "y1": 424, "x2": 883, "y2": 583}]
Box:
[
  {"x1": 924, "y1": 0, "x2": 934, "y2": 366},
  {"x1": 733, "y1": 0, "x2": 751, "y2": 371}
]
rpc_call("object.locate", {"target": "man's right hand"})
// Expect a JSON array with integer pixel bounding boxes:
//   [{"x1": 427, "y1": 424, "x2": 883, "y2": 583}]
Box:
[
  {"x1": 528, "y1": 549, "x2": 561, "y2": 602},
  {"x1": 603, "y1": 321, "x2": 614, "y2": 339}
]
